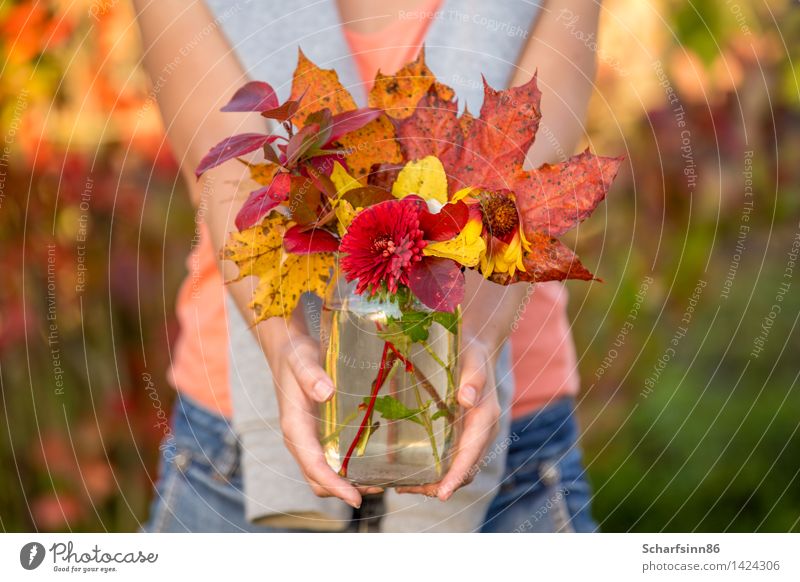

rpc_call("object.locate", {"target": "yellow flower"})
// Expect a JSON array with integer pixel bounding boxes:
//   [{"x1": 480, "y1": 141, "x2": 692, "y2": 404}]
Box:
[
  {"x1": 391, "y1": 156, "x2": 448, "y2": 204},
  {"x1": 479, "y1": 229, "x2": 531, "y2": 278},
  {"x1": 423, "y1": 212, "x2": 486, "y2": 267},
  {"x1": 462, "y1": 189, "x2": 532, "y2": 278}
]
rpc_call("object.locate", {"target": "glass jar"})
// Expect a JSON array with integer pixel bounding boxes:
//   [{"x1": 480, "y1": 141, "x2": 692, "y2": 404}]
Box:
[{"x1": 320, "y1": 274, "x2": 461, "y2": 487}]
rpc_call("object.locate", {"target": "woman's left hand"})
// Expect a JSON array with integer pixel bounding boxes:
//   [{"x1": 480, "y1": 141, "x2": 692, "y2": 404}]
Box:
[{"x1": 396, "y1": 338, "x2": 501, "y2": 500}]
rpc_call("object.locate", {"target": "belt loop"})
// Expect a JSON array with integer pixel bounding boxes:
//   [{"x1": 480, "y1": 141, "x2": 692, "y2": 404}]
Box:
[{"x1": 213, "y1": 428, "x2": 241, "y2": 482}]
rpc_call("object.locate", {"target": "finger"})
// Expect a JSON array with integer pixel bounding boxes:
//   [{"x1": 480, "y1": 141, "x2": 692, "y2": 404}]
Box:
[
  {"x1": 436, "y1": 406, "x2": 495, "y2": 501},
  {"x1": 457, "y1": 345, "x2": 488, "y2": 409},
  {"x1": 396, "y1": 484, "x2": 439, "y2": 497},
  {"x1": 356, "y1": 486, "x2": 385, "y2": 495},
  {"x1": 286, "y1": 342, "x2": 335, "y2": 402},
  {"x1": 282, "y1": 413, "x2": 362, "y2": 508},
  {"x1": 307, "y1": 479, "x2": 332, "y2": 498}
]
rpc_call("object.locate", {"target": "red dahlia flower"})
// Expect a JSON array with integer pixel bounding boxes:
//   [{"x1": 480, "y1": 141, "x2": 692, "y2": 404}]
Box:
[
  {"x1": 340, "y1": 198, "x2": 427, "y2": 295},
  {"x1": 340, "y1": 197, "x2": 467, "y2": 312}
]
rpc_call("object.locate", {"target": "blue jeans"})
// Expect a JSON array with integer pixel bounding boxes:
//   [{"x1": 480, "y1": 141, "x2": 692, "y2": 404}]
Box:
[
  {"x1": 142, "y1": 394, "x2": 291, "y2": 532},
  {"x1": 144, "y1": 394, "x2": 595, "y2": 532},
  {"x1": 481, "y1": 398, "x2": 597, "y2": 532}
]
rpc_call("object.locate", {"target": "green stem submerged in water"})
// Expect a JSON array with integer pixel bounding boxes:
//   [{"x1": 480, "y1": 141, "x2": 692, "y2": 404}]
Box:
[{"x1": 337, "y1": 316, "x2": 456, "y2": 481}]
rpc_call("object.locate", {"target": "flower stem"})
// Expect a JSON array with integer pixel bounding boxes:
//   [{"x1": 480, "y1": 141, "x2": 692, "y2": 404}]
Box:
[
  {"x1": 411, "y1": 380, "x2": 441, "y2": 474},
  {"x1": 385, "y1": 341, "x2": 454, "y2": 422},
  {"x1": 340, "y1": 342, "x2": 394, "y2": 478},
  {"x1": 420, "y1": 339, "x2": 456, "y2": 397},
  {"x1": 320, "y1": 406, "x2": 363, "y2": 447}
]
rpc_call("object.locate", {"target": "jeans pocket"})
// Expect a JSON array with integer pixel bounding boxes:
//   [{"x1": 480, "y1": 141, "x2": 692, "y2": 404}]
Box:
[{"x1": 490, "y1": 455, "x2": 576, "y2": 533}]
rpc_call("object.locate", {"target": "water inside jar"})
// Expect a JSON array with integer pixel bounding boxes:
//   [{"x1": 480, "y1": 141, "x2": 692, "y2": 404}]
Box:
[{"x1": 320, "y1": 301, "x2": 459, "y2": 487}]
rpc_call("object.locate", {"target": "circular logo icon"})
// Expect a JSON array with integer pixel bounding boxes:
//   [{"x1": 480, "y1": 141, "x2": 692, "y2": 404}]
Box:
[{"x1": 20, "y1": 542, "x2": 46, "y2": 570}]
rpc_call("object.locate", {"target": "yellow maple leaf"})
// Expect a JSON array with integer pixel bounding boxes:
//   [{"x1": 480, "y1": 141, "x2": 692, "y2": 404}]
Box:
[{"x1": 222, "y1": 214, "x2": 335, "y2": 321}]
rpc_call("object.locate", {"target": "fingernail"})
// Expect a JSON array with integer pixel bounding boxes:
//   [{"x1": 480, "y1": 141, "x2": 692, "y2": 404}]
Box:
[
  {"x1": 460, "y1": 385, "x2": 477, "y2": 407},
  {"x1": 313, "y1": 380, "x2": 334, "y2": 401},
  {"x1": 349, "y1": 499, "x2": 361, "y2": 509}
]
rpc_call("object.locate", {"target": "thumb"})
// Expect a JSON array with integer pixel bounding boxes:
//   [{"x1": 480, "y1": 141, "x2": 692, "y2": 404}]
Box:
[
  {"x1": 457, "y1": 342, "x2": 489, "y2": 409},
  {"x1": 286, "y1": 341, "x2": 334, "y2": 402}
]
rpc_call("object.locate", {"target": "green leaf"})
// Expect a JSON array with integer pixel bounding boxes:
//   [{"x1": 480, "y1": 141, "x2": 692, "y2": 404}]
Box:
[
  {"x1": 366, "y1": 395, "x2": 428, "y2": 425},
  {"x1": 431, "y1": 408, "x2": 452, "y2": 422},
  {"x1": 386, "y1": 308, "x2": 460, "y2": 344},
  {"x1": 398, "y1": 311, "x2": 433, "y2": 342},
  {"x1": 432, "y1": 310, "x2": 459, "y2": 334}
]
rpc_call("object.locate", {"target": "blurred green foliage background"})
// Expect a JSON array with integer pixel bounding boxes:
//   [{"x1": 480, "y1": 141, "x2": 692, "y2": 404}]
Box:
[{"x1": 0, "y1": 0, "x2": 798, "y2": 531}]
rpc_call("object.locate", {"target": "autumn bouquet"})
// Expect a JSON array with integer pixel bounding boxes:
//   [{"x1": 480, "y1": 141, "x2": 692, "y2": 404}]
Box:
[{"x1": 195, "y1": 50, "x2": 621, "y2": 486}]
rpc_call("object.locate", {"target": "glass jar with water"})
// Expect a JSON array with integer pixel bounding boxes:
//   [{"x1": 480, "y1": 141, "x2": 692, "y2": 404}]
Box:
[{"x1": 320, "y1": 273, "x2": 461, "y2": 486}]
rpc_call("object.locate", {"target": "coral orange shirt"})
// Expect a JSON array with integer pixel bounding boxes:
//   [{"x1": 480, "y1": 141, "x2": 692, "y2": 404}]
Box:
[{"x1": 168, "y1": 0, "x2": 579, "y2": 419}]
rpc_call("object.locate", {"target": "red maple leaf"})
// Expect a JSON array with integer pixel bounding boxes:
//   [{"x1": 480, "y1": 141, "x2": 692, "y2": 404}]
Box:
[{"x1": 391, "y1": 60, "x2": 623, "y2": 284}]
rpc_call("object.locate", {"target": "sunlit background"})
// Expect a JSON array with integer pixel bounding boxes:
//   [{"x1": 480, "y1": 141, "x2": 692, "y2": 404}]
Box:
[{"x1": 1, "y1": 0, "x2": 798, "y2": 532}]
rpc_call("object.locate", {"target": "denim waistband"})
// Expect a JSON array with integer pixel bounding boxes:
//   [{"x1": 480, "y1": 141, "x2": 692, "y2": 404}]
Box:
[
  {"x1": 507, "y1": 397, "x2": 577, "y2": 461},
  {"x1": 171, "y1": 392, "x2": 234, "y2": 442}
]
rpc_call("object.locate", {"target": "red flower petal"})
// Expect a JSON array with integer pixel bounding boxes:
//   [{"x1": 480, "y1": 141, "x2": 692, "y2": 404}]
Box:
[
  {"x1": 408, "y1": 257, "x2": 464, "y2": 312},
  {"x1": 418, "y1": 200, "x2": 468, "y2": 241},
  {"x1": 195, "y1": 133, "x2": 279, "y2": 178},
  {"x1": 340, "y1": 198, "x2": 425, "y2": 295},
  {"x1": 220, "y1": 81, "x2": 279, "y2": 112},
  {"x1": 284, "y1": 224, "x2": 340, "y2": 253},
  {"x1": 235, "y1": 173, "x2": 291, "y2": 230}
]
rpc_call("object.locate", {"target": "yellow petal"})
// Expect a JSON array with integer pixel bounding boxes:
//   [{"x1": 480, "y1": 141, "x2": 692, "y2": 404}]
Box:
[
  {"x1": 424, "y1": 234, "x2": 485, "y2": 268},
  {"x1": 331, "y1": 162, "x2": 361, "y2": 197},
  {"x1": 490, "y1": 233, "x2": 526, "y2": 277},
  {"x1": 392, "y1": 156, "x2": 448, "y2": 203},
  {"x1": 451, "y1": 186, "x2": 476, "y2": 202}
]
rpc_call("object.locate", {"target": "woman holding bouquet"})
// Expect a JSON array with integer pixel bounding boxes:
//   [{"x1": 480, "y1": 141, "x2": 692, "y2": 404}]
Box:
[{"x1": 135, "y1": 0, "x2": 603, "y2": 533}]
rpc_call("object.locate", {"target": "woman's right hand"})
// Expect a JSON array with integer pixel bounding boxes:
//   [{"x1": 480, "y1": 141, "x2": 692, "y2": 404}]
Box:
[{"x1": 260, "y1": 319, "x2": 382, "y2": 509}]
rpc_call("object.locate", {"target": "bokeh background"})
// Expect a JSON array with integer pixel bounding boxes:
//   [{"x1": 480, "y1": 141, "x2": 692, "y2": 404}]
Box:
[{"x1": 1, "y1": 0, "x2": 798, "y2": 532}]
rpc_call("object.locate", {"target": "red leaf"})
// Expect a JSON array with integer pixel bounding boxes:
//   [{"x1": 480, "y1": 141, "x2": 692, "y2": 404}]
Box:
[
  {"x1": 196, "y1": 133, "x2": 279, "y2": 178},
  {"x1": 221, "y1": 81, "x2": 279, "y2": 112},
  {"x1": 261, "y1": 99, "x2": 301, "y2": 122},
  {"x1": 301, "y1": 160, "x2": 338, "y2": 199},
  {"x1": 283, "y1": 224, "x2": 340, "y2": 253},
  {"x1": 453, "y1": 75, "x2": 542, "y2": 192},
  {"x1": 488, "y1": 232, "x2": 596, "y2": 284},
  {"x1": 392, "y1": 75, "x2": 543, "y2": 194},
  {"x1": 235, "y1": 172, "x2": 291, "y2": 230},
  {"x1": 284, "y1": 123, "x2": 323, "y2": 166},
  {"x1": 327, "y1": 108, "x2": 383, "y2": 143},
  {"x1": 408, "y1": 257, "x2": 465, "y2": 312},
  {"x1": 418, "y1": 200, "x2": 468, "y2": 241},
  {"x1": 392, "y1": 90, "x2": 461, "y2": 169},
  {"x1": 516, "y1": 150, "x2": 624, "y2": 236},
  {"x1": 288, "y1": 175, "x2": 322, "y2": 225}
]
